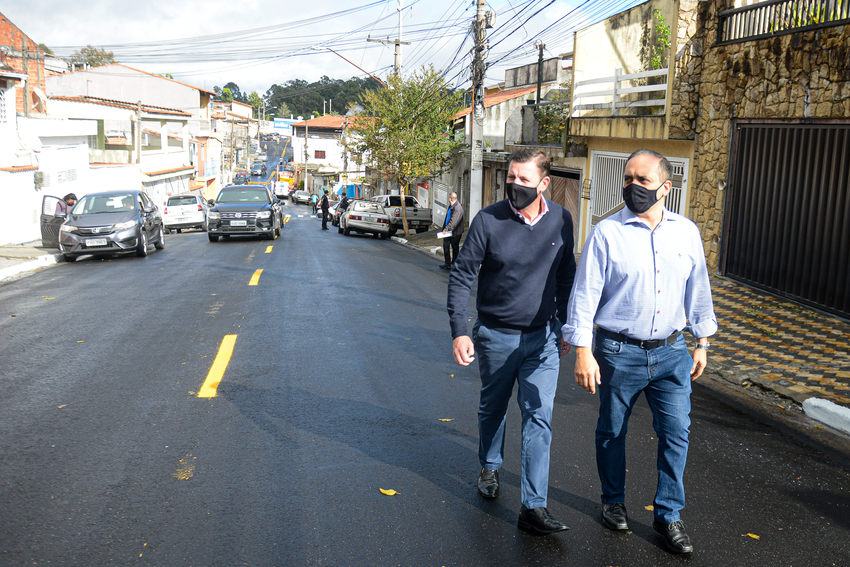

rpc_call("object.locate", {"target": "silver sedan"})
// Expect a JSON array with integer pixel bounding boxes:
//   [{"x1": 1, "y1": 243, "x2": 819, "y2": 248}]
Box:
[{"x1": 338, "y1": 200, "x2": 390, "y2": 239}]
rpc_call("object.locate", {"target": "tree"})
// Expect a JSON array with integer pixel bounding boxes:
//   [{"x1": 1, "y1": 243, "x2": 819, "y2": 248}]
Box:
[
  {"x1": 68, "y1": 45, "x2": 115, "y2": 70},
  {"x1": 221, "y1": 88, "x2": 233, "y2": 103},
  {"x1": 38, "y1": 43, "x2": 53, "y2": 56},
  {"x1": 248, "y1": 91, "x2": 263, "y2": 117},
  {"x1": 222, "y1": 82, "x2": 246, "y2": 103},
  {"x1": 348, "y1": 64, "x2": 464, "y2": 236}
]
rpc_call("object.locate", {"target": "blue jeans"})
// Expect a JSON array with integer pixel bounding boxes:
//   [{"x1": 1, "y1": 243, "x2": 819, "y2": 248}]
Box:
[
  {"x1": 594, "y1": 333, "x2": 693, "y2": 523},
  {"x1": 474, "y1": 320, "x2": 561, "y2": 509}
]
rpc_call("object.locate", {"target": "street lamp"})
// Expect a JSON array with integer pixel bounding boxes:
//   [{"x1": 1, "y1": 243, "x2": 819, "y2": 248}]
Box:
[{"x1": 310, "y1": 46, "x2": 386, "y2": 86}]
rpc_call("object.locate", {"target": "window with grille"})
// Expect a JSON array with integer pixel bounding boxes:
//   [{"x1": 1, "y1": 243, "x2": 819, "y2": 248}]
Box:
[{"x1": 314, "y1": 150, "x2": 326, "y2": 159}]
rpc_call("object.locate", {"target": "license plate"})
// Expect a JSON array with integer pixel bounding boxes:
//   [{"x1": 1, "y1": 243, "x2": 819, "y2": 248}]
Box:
[
  {"x1": 231, "y1": 220, "x2": 247, "y2": 227},
  {"x1": 177, "y1": 217, "x2": 188, "y2": 222},
  {"x1": 85, "y1": 238, "x2": 107, "y2": 247}
]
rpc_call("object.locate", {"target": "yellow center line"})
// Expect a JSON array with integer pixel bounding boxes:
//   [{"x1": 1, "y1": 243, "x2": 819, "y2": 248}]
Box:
[
  {"x1": 265, "y1": 246, "x2": 273, "y2": 253},
  {"x1": 284, "y1": 214, "x2": 291, "y2": 224},
  {"x1": 197, "y1": 334, "x2": 237, "y2": 398},
  {"x1": 248, "y1": 269, "x2": 263, "y2": 286}
]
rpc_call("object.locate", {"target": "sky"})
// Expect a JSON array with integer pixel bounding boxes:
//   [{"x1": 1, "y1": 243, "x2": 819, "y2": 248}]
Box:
[{"x1": 5, "y1": 0, "x2": 643, "y2": 99}]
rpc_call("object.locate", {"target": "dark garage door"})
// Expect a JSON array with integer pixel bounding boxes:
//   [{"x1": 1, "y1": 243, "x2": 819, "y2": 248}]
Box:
[{"x1": 722, "y1": 122, "x2": 850, "y2": 319}]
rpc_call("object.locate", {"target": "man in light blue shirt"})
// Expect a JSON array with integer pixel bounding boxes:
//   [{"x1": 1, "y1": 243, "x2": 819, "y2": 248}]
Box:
[{"x1": 561, "y1": 149, "x2": 717, "y2": 554}]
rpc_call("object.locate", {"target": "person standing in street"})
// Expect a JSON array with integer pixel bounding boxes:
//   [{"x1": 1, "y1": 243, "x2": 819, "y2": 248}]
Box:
[
  {"x1": 561, "y1": 149, "x2": 717, "y2": 554},
  {"x1": 320, "y1": 189, "x2": 330, "y2": 230},
  {"x1": 448, "y1": 148, "x2": 576, "y2": 535},
  {"x1": 311, "y1": 192, "x2": 319, "y2": 214},
  {"x1": 439, "y1": 192, "x2": 464, "y2": 270}
]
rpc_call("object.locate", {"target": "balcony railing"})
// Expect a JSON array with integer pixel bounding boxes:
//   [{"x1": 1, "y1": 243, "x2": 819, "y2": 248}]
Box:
[
  {"x1": 571, "y1": 68, "x2": 668, "y2": 118},
  {"x1": 718, "y1": 0, "x2": 850, "y2": 45}
]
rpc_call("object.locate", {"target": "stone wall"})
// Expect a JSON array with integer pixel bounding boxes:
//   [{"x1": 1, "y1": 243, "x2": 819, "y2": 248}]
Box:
[{"x1": 677, "y1": 0, "x2": 849, "y2": 270}]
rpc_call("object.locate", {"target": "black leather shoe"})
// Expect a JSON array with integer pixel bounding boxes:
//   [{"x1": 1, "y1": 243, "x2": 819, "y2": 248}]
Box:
[
  {"x1": 517, "y1": 506, "x2": 569, "y2": 535},
  {"x1": 653, "y1": 519, "x2": 693, "y2": 554},
  {"x1": 439, "y1": 263, "x2": 451, "y2": 269},
  {"x1": 601, "y1": 503, "x2": 629, "y2": 530},
  {"x1": 477, "y1": 468, "x2": 499, "y2": 499}
]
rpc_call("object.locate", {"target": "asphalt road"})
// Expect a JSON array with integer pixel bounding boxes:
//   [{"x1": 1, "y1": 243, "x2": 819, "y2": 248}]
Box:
[{"x1": 1, "y1": 203, "x2": 848, "y2": 566}]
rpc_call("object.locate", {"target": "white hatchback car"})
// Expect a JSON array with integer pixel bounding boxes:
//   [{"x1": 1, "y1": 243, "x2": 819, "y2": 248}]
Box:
[{"x1": 163, "y1": 194, "x2": 208, "y2": 233}]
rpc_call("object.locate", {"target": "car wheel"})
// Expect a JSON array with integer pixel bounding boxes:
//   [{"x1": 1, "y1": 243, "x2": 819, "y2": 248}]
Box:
[
  {"x1": 64, "y1": 255, "x2": 77, "y2": 262},
  {"x1": 208, "y1": 234, "x2": 219, "y2": 242},
  {"x1": 387, "y1": 228, "x2": 397, "y2": 237},
  {"x1": 135, "y1": 231, "x2": 148, "y2": 257},
  {"x1": 275, "y1": 225, "x2": 281, "y2": 237},
  {"x1": 154, "y1": 226, "x2": 165, "y2": 249},
  {"x1": 338, "y1": 225, "x2": 343, "y2": 234},
  {"x1": 343, "y1": 222, "x2": 351, "y2": 236},
  {"x1": 176, "y1": 228, "x2": 182, "y2": 234}
]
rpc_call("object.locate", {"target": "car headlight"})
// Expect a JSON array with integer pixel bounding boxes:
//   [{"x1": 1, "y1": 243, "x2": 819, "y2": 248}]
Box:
[
  {"x1": 256, "y1": 211, "x2": 271, "y2": 219},
  {"x1": 209, "y1": 211, "x2": 221, "y2": 219},
  {"x1": 113, "y1": 220, "x2": 137, "y2": 231},
  {"x1": 60, "y1": 225, "x2": 77, "y2": 233}
]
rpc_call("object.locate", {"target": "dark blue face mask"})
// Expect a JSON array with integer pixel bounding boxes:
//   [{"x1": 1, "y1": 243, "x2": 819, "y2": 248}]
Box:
[{"x1": 622, "y1": 181, "x2": 665, "y2": 214}]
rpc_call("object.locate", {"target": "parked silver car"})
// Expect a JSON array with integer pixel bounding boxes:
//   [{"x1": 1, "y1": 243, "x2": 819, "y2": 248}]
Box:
[
  {"x1": 338, "y1": 200, "x2": 390, "y2": 239},
  {"x1": 58, "y1": 190, "x2": 165, "y2": 262}
]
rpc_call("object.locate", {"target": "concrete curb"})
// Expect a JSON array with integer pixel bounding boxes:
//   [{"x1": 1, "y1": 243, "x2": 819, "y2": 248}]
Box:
[
  {"x1": 803, "y1": 398, "x2": 850, "y2": 435},
  {"x1": 0, "y1": 253, "x2": 64, "y2": 282}
]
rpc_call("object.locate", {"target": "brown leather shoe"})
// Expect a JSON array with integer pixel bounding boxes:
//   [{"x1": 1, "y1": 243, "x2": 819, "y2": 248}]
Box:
[{"x1": 517, "y1": 506, "x2": 569, "y2": 535}]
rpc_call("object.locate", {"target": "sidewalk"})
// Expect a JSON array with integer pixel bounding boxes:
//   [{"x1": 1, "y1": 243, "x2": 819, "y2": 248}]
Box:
[
  {"x1": 0, "y1": 241, "x2": 64, "y2": 282},
  {"x1": 399, "y1": 230, "x2": 850, "y2": 433}
]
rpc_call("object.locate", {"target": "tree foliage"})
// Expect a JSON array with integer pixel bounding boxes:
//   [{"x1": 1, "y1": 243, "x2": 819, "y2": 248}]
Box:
[
  {"x1": 221, "y1": 88, "x2": 233, "y2": 103},
  {"x1": 38, "y1": 43, "x2": 53, "y2": 56},
  {"x1": 222, "y1": 82, "x2": 247, "y2": 103},
  {"x1": 348, "y1": 65, "x2": 464, "y2": 235},
  {"x1": 264, "y1": 75, "x2": 382, "y2": 119},
  {"x1": 248, "y1": 91, "x2": 263, "y2": 116},
  {"x1": 68, "y1": 45, "x2": 115, "y2": 69}
]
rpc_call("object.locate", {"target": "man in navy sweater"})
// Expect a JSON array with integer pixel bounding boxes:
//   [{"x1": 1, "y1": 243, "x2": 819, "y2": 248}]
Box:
[{"x1": 447, "y1": 148, "x2": 576, "y2": 535}]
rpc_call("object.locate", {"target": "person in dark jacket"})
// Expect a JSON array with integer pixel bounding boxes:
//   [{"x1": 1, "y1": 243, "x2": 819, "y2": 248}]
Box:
[
  {"x1": 447, "y1": 148, "x2": 576, "y2": 536},
  {"x1": 439, "y1": 192, "x2": 464, "y2": 269},
  {"x1": 320, "y1": 189, "x2": 330, "y2": 230}
]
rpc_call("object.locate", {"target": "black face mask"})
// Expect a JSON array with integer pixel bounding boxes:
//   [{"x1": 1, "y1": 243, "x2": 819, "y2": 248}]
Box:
[
  {"x1": 506, "y1": 182, "x2": 540, "y2": 210},
  {"x1": 622, "y1": 182, "x2": 664, "y2": 214}
]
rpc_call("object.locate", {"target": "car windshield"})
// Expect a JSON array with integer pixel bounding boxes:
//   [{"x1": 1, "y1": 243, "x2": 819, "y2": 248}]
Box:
[
  {"x1": 354, "y1": 202, "x2": 383, "y2": 213},
  {"x1": 216, "y1": 188, "x2": 270, "y2": 203},
  {"x1": 167, "y1": 196, "x2": 196, "y2": 206},
  {"x1": 72, "y1": 193, "x2": 136, "y2": 214}
]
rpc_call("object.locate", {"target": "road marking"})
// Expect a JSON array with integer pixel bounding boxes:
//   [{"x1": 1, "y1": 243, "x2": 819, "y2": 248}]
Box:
[
  {"x1": 197, "y1": 334, "x2": 237, "y2": 398},
  {"x1": 265, "y1": 246, "x2": 273, "y2": 253},
  {"x1": 284, "y1": 214, "x2": 291, "y2": 224},
  {"x1": 248, "y1": 269, "x2": 263, "y2": 286}
]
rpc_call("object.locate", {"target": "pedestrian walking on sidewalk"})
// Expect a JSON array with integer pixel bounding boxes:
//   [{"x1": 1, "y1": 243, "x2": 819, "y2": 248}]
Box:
[
  {"x1": 561, "y1": 149, "x2": 717, "y2": 554},
  {"x1": 439, "y1": 192, "x2": 464, "y2": 270},
  {"x1": 320, "y1": 189, "x2": 330, "y2": 230},
  {"x1": 447, "y1": 148, "x2": 576, "y2": 535}
]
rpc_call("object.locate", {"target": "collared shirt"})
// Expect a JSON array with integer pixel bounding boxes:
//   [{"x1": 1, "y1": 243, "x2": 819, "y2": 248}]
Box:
[
  {"x1": 509, "y1": 197, "x2": 549, "y2": 226},
  {"x1": 562, "y1": 207, "x2": 717, "y2": 348}
]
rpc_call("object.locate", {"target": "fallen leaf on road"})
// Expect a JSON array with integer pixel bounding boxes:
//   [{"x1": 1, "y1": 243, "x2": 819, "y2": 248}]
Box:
[
  {"x1": 77, "y1": 340, "x2": 85, "y2": 343},
  {"x1": 745, "y1": 533, "x2": 760, "y2": 539},
  {"x1": 11, "y1": 314, "x2": 16, "y2": 317},
  {"x1": 188, "y1": 391, "x2": 196, "y2": 396},
  {"x1": 57, "y1": 405, "x2": 68, "y2": 409},
  {"x1": 644, "y1": 505, "x2": 654, "y2": 511},
  {"x1": 379, "y1": 488, "x2": 399, "y2": 496},
  {"x1": 439, "y1": 419, "x2": 453, "y2": 422},
  {"x1": 43, "y1": 296, "x2": 55, "y2": 300},
  {"x1": 450, "y1": 374, "x2": 454, "y2": 378},
  {"x1": 815, "y1": 426, "x2": 824, "y2": 429}
]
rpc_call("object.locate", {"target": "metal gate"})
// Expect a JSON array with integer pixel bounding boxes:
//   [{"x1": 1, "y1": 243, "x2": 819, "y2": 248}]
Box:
[{"x1": 722, "y1": 121, "x2": 850, "y2": 319}]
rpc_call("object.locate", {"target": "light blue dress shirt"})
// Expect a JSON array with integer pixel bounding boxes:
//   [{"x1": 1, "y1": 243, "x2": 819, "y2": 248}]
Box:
[{"x1": 562, "y1": 207, "x2": 718, "y2": 348}]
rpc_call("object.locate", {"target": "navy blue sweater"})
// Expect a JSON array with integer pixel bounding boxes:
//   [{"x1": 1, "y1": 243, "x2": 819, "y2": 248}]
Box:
[{"x1": 447, "y1": 199, "x2": 576, "y2": 339}]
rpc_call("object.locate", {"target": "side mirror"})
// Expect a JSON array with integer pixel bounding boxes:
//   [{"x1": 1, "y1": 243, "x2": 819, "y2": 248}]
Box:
[
  {"x1": 207, "y1": 199, "x2": 215, "y2": 206},
  {"x1": 56, "y1": 211, "x2": 67, "y2": 219},
  {"x1": 144, "y1": 205, "x2": 155, "y2": 213}
]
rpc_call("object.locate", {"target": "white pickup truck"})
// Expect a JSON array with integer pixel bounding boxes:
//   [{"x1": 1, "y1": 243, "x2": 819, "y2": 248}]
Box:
[{"x1": 371, "y1": 194, "x2": 433, "y2": 236}]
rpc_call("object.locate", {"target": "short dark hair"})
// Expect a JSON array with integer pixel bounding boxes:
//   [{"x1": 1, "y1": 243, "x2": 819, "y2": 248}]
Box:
[
  {"x1": 508, "y1": 148, "x2": 550, "y2": 179},
  {"x1": 626, "y1": 149, "x2": 672, "y2": 182}
]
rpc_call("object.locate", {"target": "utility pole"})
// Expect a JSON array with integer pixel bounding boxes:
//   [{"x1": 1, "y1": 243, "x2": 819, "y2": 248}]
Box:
[
  {"x1": 469, "y1": 0, "x2": 487, "y2": 220},
  {"x1": 304, "y1": 119, "x2": 309, "y2": 192},
  {"x1": 367, "y1": 0, "x2": 410, "y2": 76},
  {"x1": 535, "y1": 42, "x2": 545, "y2": 104}
]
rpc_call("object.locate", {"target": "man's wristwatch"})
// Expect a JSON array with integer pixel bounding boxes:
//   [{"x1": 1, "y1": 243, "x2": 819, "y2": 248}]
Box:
[{"x1": 695, "y1": 342, "x2": 711, "y2": 351}]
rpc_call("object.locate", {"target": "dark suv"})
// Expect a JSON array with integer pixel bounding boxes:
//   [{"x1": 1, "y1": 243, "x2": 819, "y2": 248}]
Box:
[{"x1": 207, "y1": 185, "x2": 282, "y2": 241}]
